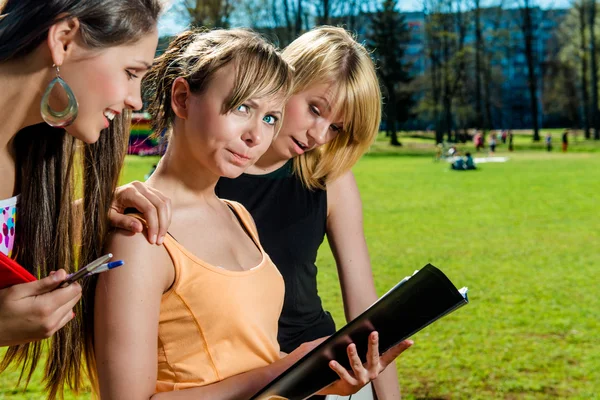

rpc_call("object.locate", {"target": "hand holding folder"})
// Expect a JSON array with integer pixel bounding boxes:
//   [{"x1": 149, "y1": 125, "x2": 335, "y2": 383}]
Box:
[{"x1": 251, "y1": 264, "x2": 469, "y2": 400}]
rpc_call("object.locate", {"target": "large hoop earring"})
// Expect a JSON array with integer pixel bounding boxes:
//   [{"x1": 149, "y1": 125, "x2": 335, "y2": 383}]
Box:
[{"x1": 40, "y1": 64, "x2": 79, "y2": 127}]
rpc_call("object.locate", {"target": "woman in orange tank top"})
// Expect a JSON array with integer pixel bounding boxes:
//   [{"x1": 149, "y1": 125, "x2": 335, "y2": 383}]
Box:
[{"x1": 89, "y1": 28, "x2": 411, "y2": 400}]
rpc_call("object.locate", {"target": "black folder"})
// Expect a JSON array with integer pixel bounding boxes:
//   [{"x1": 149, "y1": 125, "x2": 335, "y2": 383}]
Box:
[{"x1": 251, "y1": 264, "x2": 469, "y2": 400}]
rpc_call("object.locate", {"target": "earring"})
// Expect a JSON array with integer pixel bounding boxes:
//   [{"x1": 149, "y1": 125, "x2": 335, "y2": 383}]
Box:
[{"x1": 40, "y1": 64, "x2": 78, "y2": 127}]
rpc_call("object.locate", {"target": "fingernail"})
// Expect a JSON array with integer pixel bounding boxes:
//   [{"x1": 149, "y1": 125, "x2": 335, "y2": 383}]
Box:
[
  {"x1": 52, "y1": 272, "x2": 60, "y2": 282},
  {"x1": 71, "y1": 312, "x2": 76, "y2": 319},
  {"x1": 373, "y1": 332, "x2": 378, "y2": 341},
  {"x1": 49, "y1": 271, "x2": 56, "y2": 276},
  {"x1": 157, "y1": 236, "x2": 164, "y2": 245},
  {"x1": 130, "y1": 222, "x2": 137, "y2": 231},
  {"x1": 151, "y1": 234, "x2": 157, "y2": 244}
]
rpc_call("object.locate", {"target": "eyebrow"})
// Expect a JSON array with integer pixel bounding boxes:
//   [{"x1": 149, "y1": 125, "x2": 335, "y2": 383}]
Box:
[
  {"x1": 133, "y1": 60, "x2": 153, "y2": 70},
  {"x1": 247, "y1": 99, "x2": 283, "y2": 116},
  {"x1": 315, "y1": 96, "x2": 332, "y2": 111}
]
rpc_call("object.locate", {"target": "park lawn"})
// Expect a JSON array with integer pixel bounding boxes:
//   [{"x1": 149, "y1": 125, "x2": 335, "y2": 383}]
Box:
[{"x1": 1, "y1": 151, "x2": 598, "y2": 399}]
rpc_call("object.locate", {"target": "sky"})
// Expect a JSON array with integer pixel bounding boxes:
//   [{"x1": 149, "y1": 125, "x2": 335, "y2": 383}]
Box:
[{"x1": 157, "y1": 0, "x2": 573, "y2": 37}]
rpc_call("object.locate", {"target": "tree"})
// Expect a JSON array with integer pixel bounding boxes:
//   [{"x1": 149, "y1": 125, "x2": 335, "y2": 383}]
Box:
[
  {"x1": 518, "y1": 0, "x2": 541, "y2": 141},
  {"x1": 589, "y1": 0, "x2": 600, "y2": 139},
  {"x1": 579, "y1": 1, "x2": 591, "y2": 138},
  {"x1": 180, "y1": 0, "x2": 234, "y2": 28},
  {"x1": 368, "y1": 0, "x2": 413, "y2": 146}
]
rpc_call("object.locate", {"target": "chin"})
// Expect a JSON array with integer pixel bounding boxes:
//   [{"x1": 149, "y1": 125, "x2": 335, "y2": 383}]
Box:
[{"x1": 65, "y1": 123, "x2": 102, "y2": 144}]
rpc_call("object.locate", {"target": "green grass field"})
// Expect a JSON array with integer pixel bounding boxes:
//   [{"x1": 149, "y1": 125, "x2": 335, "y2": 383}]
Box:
[{"x1": 2, "y1": 144, "x2": 599, "y2": 399}]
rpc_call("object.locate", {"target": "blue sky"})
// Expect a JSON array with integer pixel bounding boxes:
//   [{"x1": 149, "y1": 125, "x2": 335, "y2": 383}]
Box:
[{"x1": 157, "y1": 0, "x2": 573, "y2": 37}]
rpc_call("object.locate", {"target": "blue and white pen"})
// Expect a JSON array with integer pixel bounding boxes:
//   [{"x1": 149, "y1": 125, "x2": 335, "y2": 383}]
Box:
[{"x1": 86, "y1": 260, "x2": 124, "y2": 277}]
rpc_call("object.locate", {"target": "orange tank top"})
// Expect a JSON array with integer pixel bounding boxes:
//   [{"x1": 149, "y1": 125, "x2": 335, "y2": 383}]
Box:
[{"x1": 155, "y1": 200, "x2": 284, "y2": 392}]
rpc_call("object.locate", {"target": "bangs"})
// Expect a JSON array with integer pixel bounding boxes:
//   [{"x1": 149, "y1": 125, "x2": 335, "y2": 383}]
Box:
[{"x1": 224, "y1": 49, "x2": 293, "y2": 112}]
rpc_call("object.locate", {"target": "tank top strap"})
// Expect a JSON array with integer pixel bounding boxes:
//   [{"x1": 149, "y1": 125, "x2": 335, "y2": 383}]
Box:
[{"x1": 221, "y1": 199, "x2": 262, "y2": 250}]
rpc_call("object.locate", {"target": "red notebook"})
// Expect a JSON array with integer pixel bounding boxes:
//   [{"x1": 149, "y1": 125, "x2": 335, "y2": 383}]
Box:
[{"x1": 0, "y1": 252, "x2": 37, "y2": 289}]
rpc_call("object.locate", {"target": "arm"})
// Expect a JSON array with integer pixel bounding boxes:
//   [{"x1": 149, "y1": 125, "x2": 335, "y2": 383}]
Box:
[
  {"x1": 94, "y1": 229, "x2": 172, "y2": 399},
  {"x1": 326, "y1": 171, "x2": 402, "y2": 400}
]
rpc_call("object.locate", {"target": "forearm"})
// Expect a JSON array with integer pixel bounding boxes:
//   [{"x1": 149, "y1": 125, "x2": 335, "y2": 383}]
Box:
[
  {"x1": 151, "y1": 355, "x2": 298, "y2": 400},
  {"x1": 343, "y1": 278, "x2": 378, "y2": 321},
  {"x1": 372, "y1": 365, "x2": 401, "y2": 400}
]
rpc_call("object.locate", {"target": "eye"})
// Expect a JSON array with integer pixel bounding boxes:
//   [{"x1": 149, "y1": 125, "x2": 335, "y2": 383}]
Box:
[
  {"x1": 330, "y1": 124, "x2": 342, "y2": 134},
  {"x1": 237, "y1": 104, "x2": 250, "y2": 113},
  {"x1": 263, "y1": 114, "x2": 279, "y2": 126},
  {"x1": 126, "y1": 70, "x2": 139, "y2": 80},
  {"x1": 310, "y1": 105, "x2": 321, "y2": 116}
]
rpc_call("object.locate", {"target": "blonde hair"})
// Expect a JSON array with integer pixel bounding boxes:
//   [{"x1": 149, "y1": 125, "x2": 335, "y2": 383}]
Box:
[
  {"x1": 282, "y1": 26, "x2": 381, "y2": 190},
  {"x1": 144, "y1": 28, "x2": 293, "y2": 137}
]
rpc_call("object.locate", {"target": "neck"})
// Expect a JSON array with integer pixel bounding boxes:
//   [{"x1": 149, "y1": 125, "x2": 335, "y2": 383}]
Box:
[
  {"x1": 0, "y1": 56, "x2": 49, "y2": 151},
  {"x1": 246, "y1": 145, "x2": 290, "y2": 175},
  {"x1": 146, "y1": 139, "x2": 220, "y2": 209},
  {"x1": 0, "y1": 53, "x2": 51, "y2": 199}
]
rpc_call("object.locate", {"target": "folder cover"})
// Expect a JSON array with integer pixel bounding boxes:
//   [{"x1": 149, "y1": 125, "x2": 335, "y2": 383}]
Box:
[
  {"x1": 251, "y1": 264, "x2": 468, "y2": 400},
  {"x1": 0, "y1": 252, "x2": 37, "y2": 289}
]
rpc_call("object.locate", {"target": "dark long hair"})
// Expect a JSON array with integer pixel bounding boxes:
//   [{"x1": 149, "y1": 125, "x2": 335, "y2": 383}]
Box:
[{"x1": 0, "y1": 1, "x2": 163, "y2": 398}]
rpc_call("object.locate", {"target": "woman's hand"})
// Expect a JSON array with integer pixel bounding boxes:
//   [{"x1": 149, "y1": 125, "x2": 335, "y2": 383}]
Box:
[
  {"x1": 0, "y1": 270, "x2": 81, "y2": 347},
  {"x1": 109, "y1": 181, "x2": 172, "y2": 245},
  {"x1": 319, "y1": 332, "x2": 413, "y2": 396}
]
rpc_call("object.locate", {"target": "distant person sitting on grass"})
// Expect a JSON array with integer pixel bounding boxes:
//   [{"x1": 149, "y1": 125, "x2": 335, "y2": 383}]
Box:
[
  {"x1": 451, "y1": 152, "x2": 476, "y2": 171},
  {"x1": 465, "y1": 152, "x2": 476, "y2": 169},
  {"x1": 451, "y1": 154, "x2": 465, "y2": 170}
]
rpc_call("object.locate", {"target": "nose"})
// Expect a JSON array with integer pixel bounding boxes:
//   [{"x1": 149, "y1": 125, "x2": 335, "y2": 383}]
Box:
[
  {"x1": 241, "y1": 119, "x2": 262, "y2": 148},
  {"x1": 307, "y1": 120, "x2": 330, "y2": 146},
  {"x1": 124, "y1": 88, "x2": 144, "y2": 111}
]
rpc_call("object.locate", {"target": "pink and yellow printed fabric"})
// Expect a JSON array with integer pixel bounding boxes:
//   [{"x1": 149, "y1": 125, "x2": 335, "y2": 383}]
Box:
[{"x1": 0, "y1": 196, "x2": 17, "y2": 257}]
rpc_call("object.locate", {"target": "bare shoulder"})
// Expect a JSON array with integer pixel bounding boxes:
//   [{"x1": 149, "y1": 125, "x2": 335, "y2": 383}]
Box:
[
  {"x1": 327, "y1": 171, "x2": 361, "y2": 216},
  {"x1": 102, "y1": 229, "x2": 173, "y2": 293}
]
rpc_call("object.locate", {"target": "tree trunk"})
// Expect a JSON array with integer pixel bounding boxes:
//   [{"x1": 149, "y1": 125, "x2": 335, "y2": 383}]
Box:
[
  {"x1": 474, "y1": 0, "x2": 484, "y2": 130},
  {"x1": 387, "y1": 86, "x2": 402, "y2": 146},
  {"x1": 295, "y1": 0, "x2": 303, "y2": 37},
  {"x1": 589, "y1": 0, "x2": 600, "y2": 139},
  {"x1": 522, "y1": 2, "x2": 541, "y2": 141},
  {"x1": 580, "y1": 3, "x2": 591, "y2": 139}
]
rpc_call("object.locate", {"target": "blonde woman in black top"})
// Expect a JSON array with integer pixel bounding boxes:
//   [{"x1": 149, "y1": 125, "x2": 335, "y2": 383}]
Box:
[{"x1": 217, "y1": 26, "x2": 405, "y2": 400}]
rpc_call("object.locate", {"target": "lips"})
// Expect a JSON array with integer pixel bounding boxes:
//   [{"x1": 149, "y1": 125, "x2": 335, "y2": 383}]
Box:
[
  {"x1": 228, "y1": 149, "x2": 252, "y2": 165},
  {"x1": 291, "y1": 137, "x2": 308, "y2": 155}
]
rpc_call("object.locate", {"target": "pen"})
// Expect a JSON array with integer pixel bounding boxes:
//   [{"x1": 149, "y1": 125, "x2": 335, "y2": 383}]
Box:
[
  {"x1": 60, "y1": 253, "x2": 113, "y2": 287},
  {"x1": 86, "y1": 260, "x2": 124, "y2": 277}
]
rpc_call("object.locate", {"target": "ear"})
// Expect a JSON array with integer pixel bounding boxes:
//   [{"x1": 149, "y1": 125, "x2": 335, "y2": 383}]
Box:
[
  {"x1": 47, "y1": 17, "x2": 81, "y2": 67},
  {"x1": 171, "y1": 77, "x2": 191, "y2": 120}
]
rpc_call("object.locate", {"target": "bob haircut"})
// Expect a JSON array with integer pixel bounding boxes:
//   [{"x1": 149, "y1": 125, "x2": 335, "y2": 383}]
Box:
[{"x1": 283, "y1": 26, "x2": 381, "y2": 190}]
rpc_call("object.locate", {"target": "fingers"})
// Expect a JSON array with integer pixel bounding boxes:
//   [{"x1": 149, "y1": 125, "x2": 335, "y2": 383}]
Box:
[
  {"x1": 329, "y1": 359, "x2": 358, "y2": 387},
  {"x1": 366, "y1": 331, "x2": 380, "y2": 372},
  {"x1": 147, "y1": 186, "x2": 171, "y2": 243},
  {"x1": 379, "y1": 339, "x2": 414, "y2": 368},
  {"x1": 108, "y1": 211, "x2": 144, "y2": 233},
  {"x1": 347, "y1": 343, "x2": 369, "y2": 385},
  {"x1": 53, "y1": 308, "x2": 77, "y2": 334},
  {"x1": 46, "y1": 282, "x2": 82, "y2": 311},
  {"x1": 116, "y1": 182, "x2": 171, "y2": 245},
  {"x1": 49, "y1": 285, "x2": 82, "y2": 320},
  {"x1": 15, "y1": 269, "x2": 68, "y2": 297}
]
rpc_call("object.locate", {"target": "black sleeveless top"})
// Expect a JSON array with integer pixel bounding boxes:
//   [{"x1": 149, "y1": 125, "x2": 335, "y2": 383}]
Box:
[{"x1": 216, "y1": 161, "x2": 336, "y2": 353}]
